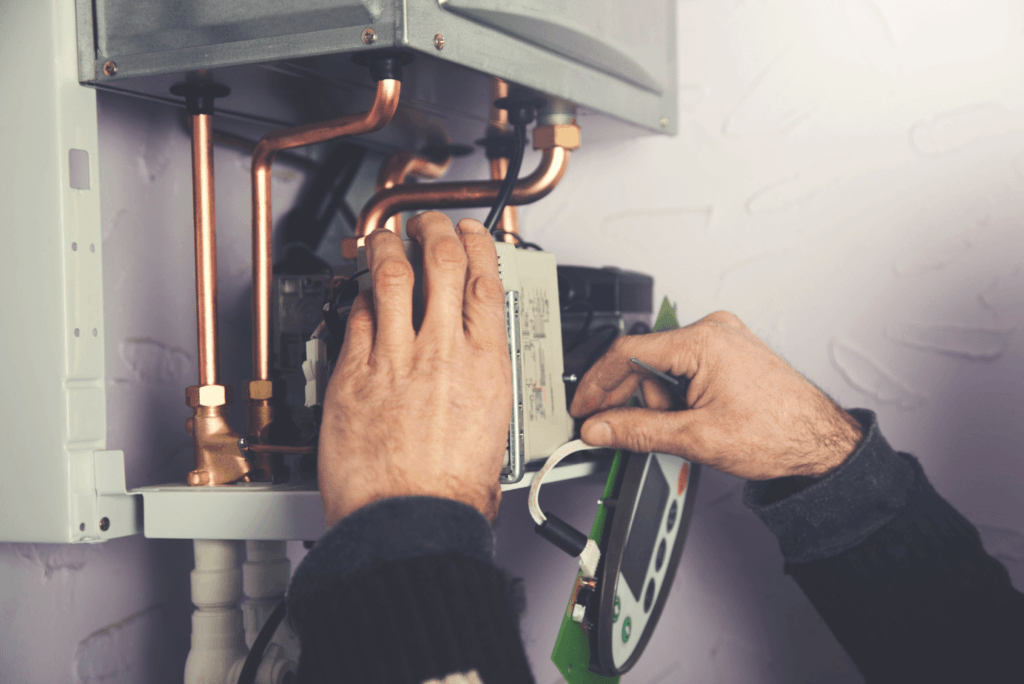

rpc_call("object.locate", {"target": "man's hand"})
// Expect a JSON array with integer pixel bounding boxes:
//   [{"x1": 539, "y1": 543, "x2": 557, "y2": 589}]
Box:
[
  {"x1": 570, "y1": 311, "x2": 862, "y2": 480},
  {"x1": 318, "y1": 212, "x2": 512, "y2": 527}
]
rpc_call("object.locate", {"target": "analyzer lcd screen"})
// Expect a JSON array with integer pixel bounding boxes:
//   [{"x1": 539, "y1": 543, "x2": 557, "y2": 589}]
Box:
[{"x1": 620, "y1": 459, "x2": 670, "y2": 601}]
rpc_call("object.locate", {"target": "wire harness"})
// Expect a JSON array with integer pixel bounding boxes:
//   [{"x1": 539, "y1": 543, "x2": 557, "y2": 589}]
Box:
[{"x1": 530, "y1": 439, "x2": 605, "y2": 578}]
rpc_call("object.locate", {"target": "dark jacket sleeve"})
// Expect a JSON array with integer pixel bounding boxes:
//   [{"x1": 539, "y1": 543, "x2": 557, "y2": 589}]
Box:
[
  {"x1": 287, "y1": 496, "x2": 534, "y2": 684},
  {"x1": 745, "y1": 409, "x2": 1024, "y2": 683}
]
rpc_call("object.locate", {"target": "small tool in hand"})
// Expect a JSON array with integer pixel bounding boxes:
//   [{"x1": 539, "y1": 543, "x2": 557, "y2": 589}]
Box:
[{"x1": 630, "y1": 357, "x2": 689, "y2": 406}]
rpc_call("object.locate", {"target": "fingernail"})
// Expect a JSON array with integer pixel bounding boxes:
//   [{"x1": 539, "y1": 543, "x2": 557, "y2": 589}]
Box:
[{"x1": 583, "y1": 421, "x2": 612, "y2": 446}]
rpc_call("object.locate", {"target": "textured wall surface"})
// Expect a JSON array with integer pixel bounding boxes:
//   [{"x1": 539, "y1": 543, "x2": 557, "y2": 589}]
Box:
[{"x1": 4, "y1": 0, "x2": 1024, "y2": 682}]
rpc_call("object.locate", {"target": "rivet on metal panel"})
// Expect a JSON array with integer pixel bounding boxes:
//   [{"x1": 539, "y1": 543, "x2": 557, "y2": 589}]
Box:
[
  {"x1": 74, "y1": 328, "x2": 80, "y2": 337},
  {"x1": 103, "y1": 61, "x2": 118, "y2": 77},
  {"x1": 434, "y1": 34, "x2": 446, "y2": 50},
  {"x1": 90, "y1": 243, "x2": 95, "y2": 252},
  {"x1": 99, "y1": 517, "x2": 110, "y2": 531},
  {"x1": 79, "y1": 522, "x2": 85, "y2": 532},
  {"x1": 71, "y1": 242, "x2": 77, "y2": 251},
  {"x1": 361, "y1": 28, "x2": 377, "y2": 45},
  {"x1": 659, "y1": 116, "x2": 669, "y2": 128}
]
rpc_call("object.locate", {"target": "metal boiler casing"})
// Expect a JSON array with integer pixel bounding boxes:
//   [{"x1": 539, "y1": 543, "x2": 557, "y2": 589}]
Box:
[{"x1": 76, "y1": 0, "x2": 678, "y2": 136}]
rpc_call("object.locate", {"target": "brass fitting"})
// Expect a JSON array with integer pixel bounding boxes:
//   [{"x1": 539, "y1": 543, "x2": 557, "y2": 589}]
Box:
[
  {"x1": 185, "y1": 402, "x2": 250, "y2": 486},
  {"x1": 533, "y1": 124, "x2": 581, "y2": 151},
  {"x1": 186, "y1": 384, "x2": 233, "y2": 408},
  {"x1": 246, "y1": 379, "x2": 276, "y2": 401}
]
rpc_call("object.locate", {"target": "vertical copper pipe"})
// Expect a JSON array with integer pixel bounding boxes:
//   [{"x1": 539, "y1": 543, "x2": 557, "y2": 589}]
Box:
[
  {"x1": 250, "y1": 79, "x2": 401, "y2": 383},
  {"x1": 192, "y1": 113, "x2": 219, "y2": 387}
]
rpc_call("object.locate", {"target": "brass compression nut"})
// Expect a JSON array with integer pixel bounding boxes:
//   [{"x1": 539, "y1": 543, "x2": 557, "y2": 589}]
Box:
[
  {"x1": 247, "y1": 379, "x2": 277, "y2": 401},
  {"x1": 186, "y1": 384, "x2": 234, "y2": 408},
  {"x1": 533, "y1": 124, "x2": 581, "y2": 151}
]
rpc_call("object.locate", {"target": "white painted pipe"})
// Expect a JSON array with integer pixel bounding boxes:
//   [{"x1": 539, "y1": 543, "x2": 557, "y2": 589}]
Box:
[
  {"x1": 184, "y1": 540, "x2": 248, "y2": 684},
  {"x1": 241, "y1": 541, "x2": 298, "y2": 681}
]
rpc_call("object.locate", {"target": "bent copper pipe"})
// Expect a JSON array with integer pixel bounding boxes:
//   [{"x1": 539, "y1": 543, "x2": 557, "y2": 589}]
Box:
[
  {"x1": 376, "y1": 150, "x2": 452, "y2": 234},
  {"x1": 192, "y1": 112, "x2": 220, "y2": 387},
  {"x1": 250, "y1": 79, "x2": 400, "y2": 385},
  {"x1": 353, "y1": 145, "x2": 570, "y2": 245}
]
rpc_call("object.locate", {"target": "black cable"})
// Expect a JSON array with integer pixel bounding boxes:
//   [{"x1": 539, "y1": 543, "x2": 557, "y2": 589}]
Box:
[
  {"x1": 483, "y1": 122, "x2": 526, "y2": 233},
  {"x1": 563, "y1": 301, "x2": 595, "y2": 351},
  {"x1": 493, "y1": 229, "x2": 548, "y2": 250},
  {"x1": 237, "y1": 598, "x2": 287, "y2": 684}
]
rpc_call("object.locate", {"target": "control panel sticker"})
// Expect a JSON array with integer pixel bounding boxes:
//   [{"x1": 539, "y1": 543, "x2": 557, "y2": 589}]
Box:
[{"x1": 521, "y1": 278, "x2": 555, "y2": 424}]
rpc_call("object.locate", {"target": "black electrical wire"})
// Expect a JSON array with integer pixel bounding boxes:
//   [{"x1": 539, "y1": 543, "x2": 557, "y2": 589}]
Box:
[
  {"x1": 237, "y1": 598, "x2": 287, "y2": 684},
  {"x1": 483, "y1": 122, "x2": 526, "y2": 233},
  {"x1": 563, "y1": 300, "x2": 595, "y2": 351},
  {"x1": 493, "y1": 229, "x2": 548, "y2": 250}
]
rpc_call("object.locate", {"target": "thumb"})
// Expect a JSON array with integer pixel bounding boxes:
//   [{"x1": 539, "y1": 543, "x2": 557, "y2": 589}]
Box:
[{"x1": 580, "y1": 406, "x2": 701, "y2": 459}]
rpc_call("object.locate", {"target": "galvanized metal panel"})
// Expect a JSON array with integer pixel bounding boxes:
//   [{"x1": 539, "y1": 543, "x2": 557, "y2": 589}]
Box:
[{"x1": 76, "y1": 0, "x2": 677, "y2": 134}]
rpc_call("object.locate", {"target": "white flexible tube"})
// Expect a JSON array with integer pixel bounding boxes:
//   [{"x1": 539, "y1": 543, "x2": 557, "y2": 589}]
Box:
[{"x1": 528, "y1": 439, "x2": 604, "y2": 525}]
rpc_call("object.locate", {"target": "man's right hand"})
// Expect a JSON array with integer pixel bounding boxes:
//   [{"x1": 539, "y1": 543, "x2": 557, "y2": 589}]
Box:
[{"x1": 569, "y1": 311, "x2": 863, "y2": 480}]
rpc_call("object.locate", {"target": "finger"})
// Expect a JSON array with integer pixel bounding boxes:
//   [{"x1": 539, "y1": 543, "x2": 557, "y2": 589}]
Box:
[
  {"x1": 365, "y1": 228, "x2": 415, "y2": 352},
  {"x1": 579, "y1": 406, "x2": 708, "y2": 461},
  {"x1": 407, "y1": 211, "x2": 467, "y2": 342},
  {"x1": 457, "y1": 218, "x2": 506, "y2": 350},
  {"x1": 641, "y1": 378, "x2": 673, "y2": 410},
  {"x1": 570, "y1": 330, "x2": 698, "y2": 418},
  {"x1": 337, "y1": 291, "x2": 374, "y2": 368}
]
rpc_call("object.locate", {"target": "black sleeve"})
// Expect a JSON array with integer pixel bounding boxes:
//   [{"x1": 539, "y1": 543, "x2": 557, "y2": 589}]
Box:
[
  {"x1": 287, "y1": 496, "x2": 534, "y2": 684},
  {"x1": 745, "y1": 410, "x2": 1024, "y2": 683}
]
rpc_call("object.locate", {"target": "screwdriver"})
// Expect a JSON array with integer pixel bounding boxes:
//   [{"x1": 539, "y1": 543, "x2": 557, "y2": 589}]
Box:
[{"x1": 630, "y1": 357, "x2": 690, "y2": 407}]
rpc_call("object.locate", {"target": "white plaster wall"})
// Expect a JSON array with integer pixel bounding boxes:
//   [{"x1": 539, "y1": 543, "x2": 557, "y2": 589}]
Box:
[
  {"x1": 501, "y1": 1, "x2": 1024, "y2": 681},
  {"x1": 4, "y1": 1, "x2": 1024, "y2": 682}
]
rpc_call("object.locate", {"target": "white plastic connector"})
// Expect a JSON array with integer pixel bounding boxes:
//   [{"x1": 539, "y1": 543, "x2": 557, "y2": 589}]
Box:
[
  {"x1": 302, "y1": 337, "x2": 327, "y2": 408},
  {"x1": 578, "y1": 538, "x2": 601, "y2": 580},
  {"x1": 571, "y1": 603, "x2": 587, "y2": 623}
]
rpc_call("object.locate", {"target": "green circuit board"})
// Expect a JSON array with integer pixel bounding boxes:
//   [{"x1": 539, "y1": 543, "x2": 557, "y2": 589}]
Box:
[{"x1": 551, "y1": 298, "x2": 680, "y2": 683}]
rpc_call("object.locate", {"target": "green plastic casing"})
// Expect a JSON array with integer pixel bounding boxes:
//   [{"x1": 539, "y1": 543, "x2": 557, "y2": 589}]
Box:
[{"x1": 550, "y1": 297, "x2": 680, "y2": 683}]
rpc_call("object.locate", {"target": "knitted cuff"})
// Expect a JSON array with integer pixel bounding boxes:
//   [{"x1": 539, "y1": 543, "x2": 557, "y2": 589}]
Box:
[{"x1": 743, "y1": 409, "x2": 916, "y2": 563}]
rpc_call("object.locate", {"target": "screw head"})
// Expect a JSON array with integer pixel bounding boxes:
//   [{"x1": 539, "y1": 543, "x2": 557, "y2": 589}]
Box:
[
  {"x1": 434, "y1": 33, "x2": 446, "y2": 50},
  {"x1": 659, "y1": 116, "x2": 669, "y2": 128},
  {"x1": 361, "y1": 27, "x2": 377, "y2": 45},
  {"x1": 99, "y1": 517, "x2": 110, "y2": 532},
  {"x1": 103, "y1": 61, "x2": 118, "y2": 77}
]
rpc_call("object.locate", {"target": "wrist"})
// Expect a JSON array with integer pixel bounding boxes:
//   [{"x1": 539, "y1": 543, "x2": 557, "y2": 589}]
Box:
[{"x1": 799, "y1": 405, "x2": 864, "y2": 478}]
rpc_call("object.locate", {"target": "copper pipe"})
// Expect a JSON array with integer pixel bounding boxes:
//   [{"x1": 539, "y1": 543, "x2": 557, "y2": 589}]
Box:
[
  {"x1": 185, "y1": 110, "x2": 250, "y2": 486},
  {"x1": 353, "y1": 146, "x2": 570, "y2": 245},
  {"x1": 192, "y1": 113, "x2": 219, "y2": 386},
  {"x1": 250, "y1": 78, "x2": 400, "y2": 384},
  {"x1": 376, "y1": 150, "x2": 452, "y2": 234}
]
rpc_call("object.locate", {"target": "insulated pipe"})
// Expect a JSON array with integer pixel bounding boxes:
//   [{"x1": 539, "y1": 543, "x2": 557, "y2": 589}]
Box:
[
  {"x1": 191, "y1": 113, "x2": 220, "y2": 386},
  {"x1": 250, "y1": 78, "x2": 400, "y2": 384},
  {"x1": 346, "y1": 143, "x2": 573, "y2": 259},
  {"x1": 375, "y1": 150, "x2": 452, "y2": 234}
]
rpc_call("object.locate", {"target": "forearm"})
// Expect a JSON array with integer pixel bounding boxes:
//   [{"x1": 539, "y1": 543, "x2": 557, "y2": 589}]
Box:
[
  {"x1": 745, "y1": 411, "x2": 1024, "y2": 682},
  {"x1": 287, "y1": 497, "x2": 534, "y2": 684}
]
